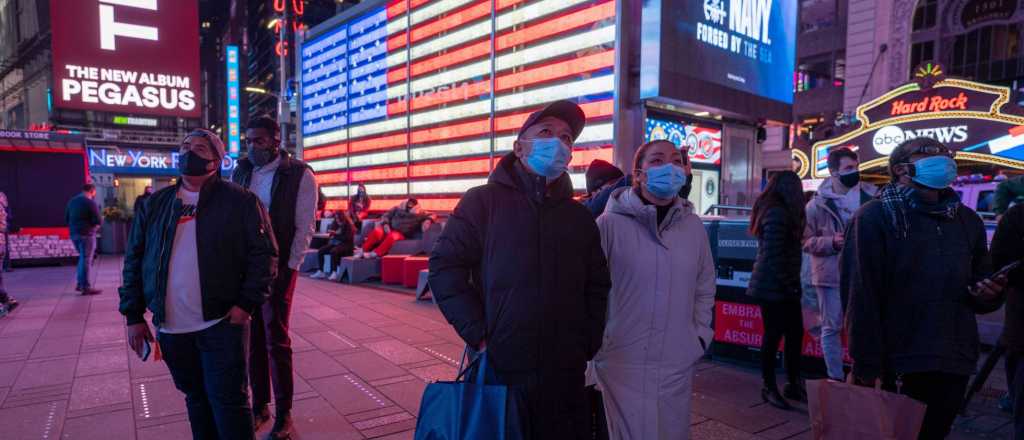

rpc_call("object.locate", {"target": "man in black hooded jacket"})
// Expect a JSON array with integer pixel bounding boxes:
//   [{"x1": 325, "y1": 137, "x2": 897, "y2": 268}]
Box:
[
  {"x1": 843, "y1": 138, "x2": 1006, "y2": 439},
  {"x1": 429, "y1": 100, "x2": 611, "y2": 439}
]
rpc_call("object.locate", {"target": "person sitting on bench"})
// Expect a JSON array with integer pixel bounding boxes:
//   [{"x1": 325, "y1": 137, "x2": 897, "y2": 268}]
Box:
[
  {"x1": 310, "y1": 210, "x2": 357, "y2": 280},
  {"x1": 356, "y1": 198, "x2": 435, "y2": 259}
]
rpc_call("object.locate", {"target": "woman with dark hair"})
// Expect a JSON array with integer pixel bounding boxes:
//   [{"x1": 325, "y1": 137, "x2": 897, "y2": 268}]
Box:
[
  {"x1": 590, "y1": 140, "x2": 716, "y2": 439},
  {"x1": 348, "y1": 183, "x2": 371, "y2": 230},
  {"x1": 748, "y1": 170, "x2": 807, "y2": 410},
  {"x1": 309, "y1": 210, "x2": 357, "y2": 281}
]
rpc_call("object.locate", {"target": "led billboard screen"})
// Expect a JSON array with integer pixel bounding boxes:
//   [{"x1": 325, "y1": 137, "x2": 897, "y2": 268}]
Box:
[
  {"x1": 50, "y1": 0, "x2": 201, "y2": 118},
  {"x1": 301, "y1": 0, "x2": 617, "y2": 211},
  {"x1": 644, "y1": 117, "x2": 723, "y2": 165},
  {"x1": 640, "y1": 0, "x2": 797, "y2": 122}
]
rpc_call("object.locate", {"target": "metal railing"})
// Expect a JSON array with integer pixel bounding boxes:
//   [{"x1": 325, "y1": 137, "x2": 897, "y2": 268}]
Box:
[{"x1": 703, "y1": 205, "x2": 753, "y2": 216}]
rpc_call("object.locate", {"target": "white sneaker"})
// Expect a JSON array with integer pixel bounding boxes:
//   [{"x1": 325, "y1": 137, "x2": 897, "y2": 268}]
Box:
[
  {"x1": 366, "y1": 251, "x2": 378, "y2": 259},
  {"x1": 354, "y1": 248, "x2": 364, "y2": 259},
  {"x1": 328, "y1": 270, "x2": 342, "y2": 282},
  {"x1": 310, "y1": 270, "x2": 326, "y2": 279}
]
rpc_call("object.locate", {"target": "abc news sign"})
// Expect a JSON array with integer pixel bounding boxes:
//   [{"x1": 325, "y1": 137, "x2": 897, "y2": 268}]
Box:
[{"x1": 50, "y1": 0, "x2": 201, "y2": 118}]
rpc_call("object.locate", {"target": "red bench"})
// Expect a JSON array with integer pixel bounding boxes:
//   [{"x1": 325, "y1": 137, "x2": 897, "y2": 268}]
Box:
[
  {"x1": 381, "y1": 255, "x2": 408, "y2": 284},
  {"x1": 403, "y1": 256, "x2": 430, "y2": 288}
]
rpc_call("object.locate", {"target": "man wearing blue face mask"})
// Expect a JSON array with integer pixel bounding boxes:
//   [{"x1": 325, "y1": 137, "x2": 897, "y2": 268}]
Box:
[
  {"x1": 430, "y1": 100, "x2": 612, "y2": 439},
  {"x1": 843, "y1": 138, "x2": 1008, "y2": 440}
]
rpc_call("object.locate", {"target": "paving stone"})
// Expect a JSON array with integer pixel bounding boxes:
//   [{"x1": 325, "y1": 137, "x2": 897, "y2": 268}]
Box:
[
  {"x1": 0, "y1": 360, "x2": 25, "y2": 387},
  {"x1": 293, "y1": 350, "x2": 349, "y2": 380},
  {"x1": 375, "y1": 379, "x2": 427, "y2": 414},
  {"x1": 335, "y1": 350, "x2": 411, "y2": 382},
  {"x1": 136, "y1": 419, "x2": 193, "y2": 440},
  {"x1": 364, "y1": 339, "x2": 434, "y2": 365},
  {"x1": 127, "y1": 350, "x2": 171, "y2": 379},
  {"x1": 691, "y1": 419, "x2": 765, "y2": 440},
  {"x1": 69, "y1": 371, "x2": 131, "y2": 411},
  {"x1": 408, "y1": 363, "x2": 459, "y2": 383},
  {"x1": 13, "y1": 357, "x2": 77, "y2": 390},
  {"x1": 375, "y1": 430, "x2": 415, "y2": 440},
  {"x1": 361, "y1": 418, "x2": 418, "y2": 438},
  {"x1": 75, "y1": 348, "x2": 128, "y2": 377},
  {"x1": 376, "y1": 323, "x2": 443, "y2": 345},
  {"x1": 302, "y1": 330, "x2": 360, "y2": 353},
  {"x1": 755, "y1": 420, "x2": 811, "y2": 440},
  {"x1": 30, "y1": 336, "x2": 83, "y2": 359},
  {"x1": 61, "y1": 409, "x2": 135, "y2": 440},
  {"x1": 692, "y1": 392, "x2": 793, "y2": 434},
  {"x1": 81, "y1": 324, "x2": 127, "y2": 347},
  {"x1": 322, "y1": 318, "x2": 387, "y2": 340},
  {"x1": 1, "y1": 317, "x2": 49, "y2": 335},
  {"x1": 419, "y1": 343, "x2": 465, "y2": 367},
  {"x1": 0, "y1": 400, "x2": 67, "y2": 440},
  {"x1": 133, "y1": 378, "x2": 187, "y2": 420},
  {"x1": 338, "y1": 306, "x2": 391, "y2": 325},
  {"x1": 288, "y1": 396, "x2": 364, "y2": 440},
  {"x1": 309, "y1": 374, "x2": 393, "y2": 415},
  {"x1": 304, "y1": 306, "x2": 348, "y2": 322}
]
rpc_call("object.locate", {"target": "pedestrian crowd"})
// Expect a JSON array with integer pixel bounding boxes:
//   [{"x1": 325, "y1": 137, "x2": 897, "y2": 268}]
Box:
[{"x1": 0, "y1": 99, "x2": 1007, "y2": 440}]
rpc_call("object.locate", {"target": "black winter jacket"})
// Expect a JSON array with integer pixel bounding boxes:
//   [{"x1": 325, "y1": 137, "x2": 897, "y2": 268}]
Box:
[
  {"x1": 429, "y1": 153, "x2": 611, "y2": 373},
  {"x1": 383, "y1": 205, "x2": 433, "y2": 237},
  {"x1": 993, "y1": 205, "x2": 1024, "y2": 354},
  {"x1": 747, "y1": 206, "x2": 803, "y2": 302},
  {"x1": 118, "y1": 178, "x2": 278, "y2": 327},
  {"x1": 842, "y1": 193, "x2": 998, "y2": 379}
]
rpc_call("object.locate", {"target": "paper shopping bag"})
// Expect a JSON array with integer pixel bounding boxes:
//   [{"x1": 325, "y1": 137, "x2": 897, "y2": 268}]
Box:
[{"x1": 806, "y1": 378, "x2": 927, "y2": 440}]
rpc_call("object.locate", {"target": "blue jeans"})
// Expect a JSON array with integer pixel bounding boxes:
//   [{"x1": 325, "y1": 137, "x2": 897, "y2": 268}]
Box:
[
  {"x1": 158, "y1": 320, "x2": 254, "y2": 440},
  {"x1": 815, "y1": 286, "x2": 844, "y2": 380},
  {"x1": 71, "y1": 235, "x2": 96, "y2": 289}
]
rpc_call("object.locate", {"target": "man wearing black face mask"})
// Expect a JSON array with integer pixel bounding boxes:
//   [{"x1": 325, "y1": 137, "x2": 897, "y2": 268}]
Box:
[
  {"x1": 803, "y1": 148, "x2": 876, "y2": 380},
  {"x1": 232, "y1": 115, "x2": 317, "y2": 439},
  {"x1": 843, "y1": 138, "x2": 1007, "y2": 439},
  {"x1": 120, "y1": 129, "x2": 277, "y2": 439}
]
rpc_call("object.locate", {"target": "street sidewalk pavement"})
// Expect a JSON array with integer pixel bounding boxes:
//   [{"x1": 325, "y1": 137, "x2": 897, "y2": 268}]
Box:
[{"x1": 0, "y1": 256, "x2": 1011, "y2": 439}]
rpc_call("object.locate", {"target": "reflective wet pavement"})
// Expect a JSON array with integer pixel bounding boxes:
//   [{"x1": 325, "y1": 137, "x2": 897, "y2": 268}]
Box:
[{"x1": 0, "y1": 257, "x2": 1010, "y2": 439}]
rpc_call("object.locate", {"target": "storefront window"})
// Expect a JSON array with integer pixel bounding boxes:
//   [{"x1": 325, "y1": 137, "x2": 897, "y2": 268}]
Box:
[
  {"x1": 909, "y1": 41, "x2": 935, "y2": 76},
  {"x1": 913, "y1": 0, "x2": 938, "y2": 31},
  {"x1": 795, "y1": 54, "x2": 844, "y2": 92},
  {"x1": 950, "y1": 24, "x2": 1022, "y2": 81}
]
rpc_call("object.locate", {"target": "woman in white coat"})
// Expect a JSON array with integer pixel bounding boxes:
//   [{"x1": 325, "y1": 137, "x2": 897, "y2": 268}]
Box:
[{"x1": 591, "y1": 140, "x2": 717, "y2": 440}]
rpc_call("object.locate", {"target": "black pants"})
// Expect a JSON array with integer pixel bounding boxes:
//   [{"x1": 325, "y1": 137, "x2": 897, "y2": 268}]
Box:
[
  {"x1": 759, "y1": 299, "x2": 803, "y2": 387},
  {"x1": 494, "y1": 368, "x2": 590, "y2": 440},
  {"x1": 250, "y1": 268, "x2": 297, "y2": 414},
  {"x1": 882, "y1": 371, "x2": 968, "y2": 440},
  {"x1": 316, "y1": 243, "x2": 352, "y2": 272},
  {"x1": 585, "y1": 385, "x2": 609, "y2": 440},
  {"x1": 159, "y1": 320, "x2": 254, "y2": 440}
]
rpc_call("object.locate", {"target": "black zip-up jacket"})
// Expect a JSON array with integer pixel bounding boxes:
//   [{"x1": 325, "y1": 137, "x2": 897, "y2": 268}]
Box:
[
  {"x1": 429, "y1": 153, "x2": 611, "y2": 372},
  {"x1": 118, "y1": 178, "x2": 278, "y2": 327},
  {"x1": 842, "y1": 192, "x2": 998, "y2": 380},
  {"x1": 747, "y1": 206, "x2": 803, "y2": 302},
  {"x1": 232, "y1": 152, "x2": 312, "y2": 270},
  {"x1": 992, "y1": 204, "x2": 1024, "y2": 353}
]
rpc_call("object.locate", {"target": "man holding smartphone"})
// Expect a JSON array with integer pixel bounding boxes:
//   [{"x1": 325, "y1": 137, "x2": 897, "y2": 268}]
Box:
[
  {"x1": 119, "y1": 129, "x2": 278, "y2": 440},
  {"x1": 843, "y1": 138, "x2": 1007, "y2": 439},
  {"x1": 992, "y1": 203, "x2": 1024, "y2": 439}
]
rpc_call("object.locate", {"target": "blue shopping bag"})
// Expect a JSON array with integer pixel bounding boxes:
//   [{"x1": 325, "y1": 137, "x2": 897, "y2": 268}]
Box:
[{"x1": 414, "y1": 349, "x2": 525, "y2": 440}]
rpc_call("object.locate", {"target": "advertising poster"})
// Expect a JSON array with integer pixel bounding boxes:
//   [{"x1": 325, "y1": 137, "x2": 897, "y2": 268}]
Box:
[
  {"x1": 676, "y1": 0, "x2": 798, "y2": 104},
  {"x1": 714, "y1": 301, "x2": 852, "y2": 362},
  {"x1": 644, "y1": 117, "x2": 723, "y2": 165},
  {"x1": 50, "y1": 0, "x2": 201, "y2": 118}
]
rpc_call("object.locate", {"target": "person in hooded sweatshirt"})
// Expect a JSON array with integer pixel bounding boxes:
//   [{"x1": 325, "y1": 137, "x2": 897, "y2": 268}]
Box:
[
  {"x1": 803, "y1": 147, "x2": 876, "y2": 380},
  {"x1": 590, "y1": 140, "x2": 716, "y2": 440}
]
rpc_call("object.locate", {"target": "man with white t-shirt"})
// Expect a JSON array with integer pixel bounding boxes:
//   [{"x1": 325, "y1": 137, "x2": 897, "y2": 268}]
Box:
[{"x1": 119, "y1": 129, "x2": 278, "y2": 440}]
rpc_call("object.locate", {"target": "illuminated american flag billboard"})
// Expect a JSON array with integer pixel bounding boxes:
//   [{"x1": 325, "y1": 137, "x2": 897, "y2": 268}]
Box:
[{"x1": 299, "y1": 0, "x2": 617, "y2": 212}]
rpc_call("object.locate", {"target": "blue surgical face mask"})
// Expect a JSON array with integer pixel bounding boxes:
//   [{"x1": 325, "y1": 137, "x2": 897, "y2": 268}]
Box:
[
  {"x1": 909, "y1": 155, "x2": 957, "y2": 189},
  {"x1": 524, "y1": 138, "x2": 571, "y2": 179},
  {"x1": 644, "y1": 163, "x2": 688, "y2": 199}
]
